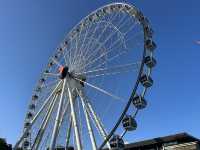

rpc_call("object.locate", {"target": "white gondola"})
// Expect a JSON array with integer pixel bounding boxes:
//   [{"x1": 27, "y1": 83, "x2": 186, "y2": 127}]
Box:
[
  {"x1": 145, "y1": 39, "x2": 156, "y2": 51},
  {"x1": 140, "y1": 74, "x2": 153, "y2": 88},
  {"x1": 23, "y1": 132, "x2": 30, "y2": 138},
  {"x1": 32, "y1": 94, "x2": 38, "y2": 100},
  {"x1": 59, "y1": 47, "x2": 63, "y2": 52},
  {"x1": 122, "y1": 115, "x2": 137, "y2": 131},
  {"x1": 27, "y1": 112, "x2": 33, "y2": 119},
  {"x1": 135, "y1": 10, "x2": 145, "y2": 22},
  {"x1": 64, "y1": 40, "x2": 68, "y2": 46},
  {"x1": 132, "y1": 95, "x2": 147, "y2": 109},
  {"x1": 54, "y1": 54, "x2": 58, "y2": 59},
  {"x1": 144, "y1": 25, "x2": 154, "y2": 38},
  {"x1": 40, "y1": 78, "x2": 45, "y2": 83},
  {"x1": 47, "y1": 146, "x2": 72, "y2": 150},
  {"x1": 29, "y1": 103, "x2": 35, "y2": 110},
  {"x1": 48, "y1": 61, "x2": 54, "y2": 67},
  {"x1": 24, "y1": 122, "x2": 30, "y2": 128},
  {"x1": 145, "y1": 56, "x2": 157, "y2": 68},
  {"x1": 110, "y1": 135, "x2": 125, "y2": 150},
  {"x1": 103, "y1": 6, "x2": 110, "y2": 14},
  {"x1": 55, "y1": 146, "x2": 65, "y2": 150},
  {"x1": 35, "y1": 86, "x2": 41, "y2": 92},
  {"x1": 23, "y1": 140, "x2": 29, "y2": 148},
  {"x1": 45, "y1": 69, "x2": 49, "y2": 73},
  {"x1": 66, "y1": 146, "x2": 74, "y2": 150}
]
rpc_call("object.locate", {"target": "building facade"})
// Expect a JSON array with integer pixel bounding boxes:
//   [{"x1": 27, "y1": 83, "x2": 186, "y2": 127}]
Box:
[
  {"x1": 12, "y1": 132, "x2": 200, "y2": 150},
  {"x1": 124, "y1": 133, "x2": 200, "y2": 150}
]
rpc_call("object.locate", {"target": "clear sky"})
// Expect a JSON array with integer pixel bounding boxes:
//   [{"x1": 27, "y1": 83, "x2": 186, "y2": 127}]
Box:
[{"x1": 0, "y1": 0, "x2": 200, "y2": 146}]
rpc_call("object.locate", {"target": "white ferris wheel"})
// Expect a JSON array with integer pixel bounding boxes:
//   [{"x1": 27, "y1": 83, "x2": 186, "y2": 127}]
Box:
[{"x1": 14, "y1": 2, "x2": 156, "y2": 150}]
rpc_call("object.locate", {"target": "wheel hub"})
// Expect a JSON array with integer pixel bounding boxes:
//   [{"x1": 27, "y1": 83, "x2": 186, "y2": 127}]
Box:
[
  {"x1": 59, "y1": 66, "x2": 86, "y2": 87},
  {"x1": 59, "y1": 66, "x2": 69, "y2": 79}
]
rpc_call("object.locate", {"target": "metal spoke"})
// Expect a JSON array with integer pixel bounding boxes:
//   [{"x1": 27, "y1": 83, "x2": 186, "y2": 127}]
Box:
[
  {"x1": 31, "y1": 93, "x2": 59, "y2": 150},
  {"x1": 82, "y1": 18, "x2": 113, "y2": 62},
  {"x1": 49, "y1": 79, "x2": 67, "y2": 150},
  {"x1": 66, "y1": 116, "x2": 72, "y2": 147},
  {"x1": 51, "y1": 57, "x2": 62, "y2": 67},
  {"x1": 74, "y1": 77, "x2": 125, "y2": 102},
  {"x1": 77, "y1": 89, "x2": 97, "y2": 150},
  {"x1": 33, "y1": 80, "x2": 62, "y2": 123},
  {"x1": 67, "y1": 82, "x2": 82, "y2": 150},
  {"x1": 79, "y1": 62, "x2": 141, "y2": 76},
  {"x1": 83, "y1": 12, "x2": 126, "y2": 62},
  {"x1": 43, "y1": 72, "x2": 60, "y2": 77},
  {"x1": 40, "y1": 79, "x2": 60, "y2": 90},
  {"x1": 83, "y1": 19, "x2": 138, "y2": 65},
  {"x1": 78, "y1": 90, "x2": 110, "y2": 148},
  {"x1": 58, "y1": 100, "x2": 70, "y2": 129},
  {"x1": 14, "y1": 81, "x2": 62, "y2": 150}
]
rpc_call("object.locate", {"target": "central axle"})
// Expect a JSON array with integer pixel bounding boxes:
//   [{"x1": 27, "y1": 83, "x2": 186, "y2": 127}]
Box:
[
  {"x1": 59, "y1": 66, "x2": 69, "y2": 79},
  {"x1": 59, "y1": 66, "x2": 86, "y2": 87}
]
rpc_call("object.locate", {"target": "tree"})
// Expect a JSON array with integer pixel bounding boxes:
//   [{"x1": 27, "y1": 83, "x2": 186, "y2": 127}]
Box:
[{"x1": 0, "y1": 138, "x2": 12, "y2": 150}]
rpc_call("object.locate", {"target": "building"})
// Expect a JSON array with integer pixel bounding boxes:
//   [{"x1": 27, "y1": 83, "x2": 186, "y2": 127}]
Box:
[
  {"x1": 124, "y1": 132, "x2": 200, "y2": 150},
  {"x1": 13, "y1": 132, "x2": 200, "y2": 150}
]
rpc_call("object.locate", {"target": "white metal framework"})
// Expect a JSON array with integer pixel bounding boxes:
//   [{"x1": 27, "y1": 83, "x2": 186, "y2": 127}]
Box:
[{"x1": 14, "y1": 2, "x2": 156, "y2": 150}]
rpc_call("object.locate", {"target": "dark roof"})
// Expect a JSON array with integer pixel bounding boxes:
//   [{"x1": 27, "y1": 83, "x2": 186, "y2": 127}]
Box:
[{"x1": 125, "y1": 132, "x2": 200, "y2": 149}]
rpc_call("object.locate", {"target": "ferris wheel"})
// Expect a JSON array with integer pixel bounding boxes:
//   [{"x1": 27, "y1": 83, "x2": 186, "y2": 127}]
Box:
[{"x1": 14, "y1": 2, "x2": 156, "y2": 150}]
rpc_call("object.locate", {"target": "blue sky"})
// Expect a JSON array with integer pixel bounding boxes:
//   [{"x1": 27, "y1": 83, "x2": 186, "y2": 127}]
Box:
[{"x1": 0, "y1": 0, "x2": 200, "y2": 146}]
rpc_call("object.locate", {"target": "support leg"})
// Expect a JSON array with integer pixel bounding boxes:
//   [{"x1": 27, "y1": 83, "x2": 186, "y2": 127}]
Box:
[
  {"x1": 49, "y1": 79, "x2": 67, "y2": 150},
  {"x1": 78, "y1": 89, "x2": 97, "y2": 150},
  {"x1": 67, "y1": 83, "x2": 82, "y2": 150},
  {"x1": 79, "y1": 90, "x2": 110, "y2": 148}
]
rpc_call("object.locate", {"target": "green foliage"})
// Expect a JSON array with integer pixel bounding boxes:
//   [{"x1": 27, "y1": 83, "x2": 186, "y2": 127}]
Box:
[{"x1": 0, "y1": 138, "x2": 12, "y2": 150}]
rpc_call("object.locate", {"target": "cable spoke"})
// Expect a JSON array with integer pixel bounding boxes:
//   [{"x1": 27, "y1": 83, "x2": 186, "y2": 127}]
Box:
[
  {"x1": 82, "y1": 12, "x2": 121, "y2": 61},
  {"x1": 66, "y1": 116, "x2": 72, "y2": 147},
  {"x1": 44, "y1": 72, "x2": 60, "y2": 77},
  {"x1": 74, "y1": 77, "x2": 125, "y2": 102},
  {"x1": 76, "y1": 89, "x2": 97, "y2": 150},
  {"x1": 83, "y1": 17, "x2": 139, "y2": 65},
  {"x1": 51, "y1": 57, "x2": 62, "y2": 67},
  {"x1": 14, "y1": 81, "x2": 62, "y2": 149},
  {"x1": 79, "y1": 62, "x2": 141, "y2": 76},
  {"x1": 58, "y1": 100, "x2": 70, "y2": 129},
  {"x1": 49, "y1": 79, "x2": 67, "y2": 150},
  {"x1": 66, "y1": 82, "x2": 82, "y2": 150},
  {"x1": 78, "y1": 90, "x2": 110, "y2": 148}
]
